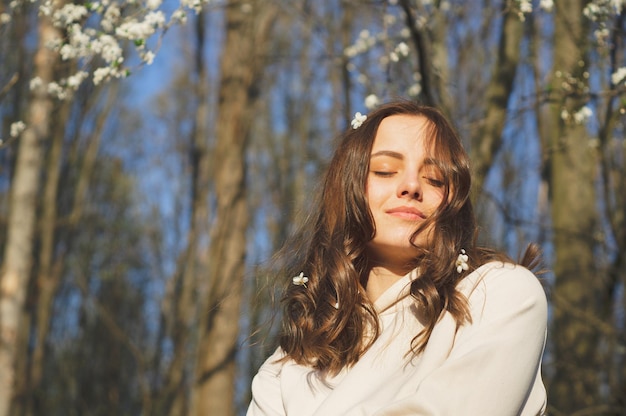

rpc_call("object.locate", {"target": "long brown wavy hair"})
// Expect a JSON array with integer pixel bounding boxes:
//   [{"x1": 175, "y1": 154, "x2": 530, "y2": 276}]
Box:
[{"x1": 278, "y1": 100, "x2": 540, "y2": 376}]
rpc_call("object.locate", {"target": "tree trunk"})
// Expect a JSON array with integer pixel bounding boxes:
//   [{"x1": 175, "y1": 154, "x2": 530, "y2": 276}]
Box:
[
  {"x1": 545, "y1": 0, "x2": 601, "y2": 412},
  {"x1": 191, "y1": 1, "x2": 276, "y2": 415},
  {"x1": 22, "y1": 83, "x2": 117, "y2": 415},
  {"x1": 596, "y1": 11, "x2": 626, "y2": 411},
  {"x1": 16, "y1": 97, "x2": 69, "y2": 416},
  {"x1": 470, "y1": 1, "x2": 523, "y2": 199},
  {"x1": 398, "y1": 0, "x2": 449, "y2": 112},
  {"x1": 339, "y1": 1, "x2": 353, "y2": 123},
  {"x1": 164, "y1": 10, "x2": 211, "y2": 416},
  {"x1": 0, "y1": 14, "x2": 58, "y2": 416}
]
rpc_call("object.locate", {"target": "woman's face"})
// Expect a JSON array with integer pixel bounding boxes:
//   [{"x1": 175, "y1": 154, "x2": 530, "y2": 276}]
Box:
[{"x1": 366, "y1": 114, "x2": 445, "y2": 266}]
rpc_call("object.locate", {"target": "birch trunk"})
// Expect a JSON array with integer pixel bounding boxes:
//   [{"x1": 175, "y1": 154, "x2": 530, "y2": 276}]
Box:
[
  {"x1": 23, "y1": 84, "x2": 117, "y2": 414},
  {"x1": 0, "y1": 15, "x2": 59, "y2": 416}
]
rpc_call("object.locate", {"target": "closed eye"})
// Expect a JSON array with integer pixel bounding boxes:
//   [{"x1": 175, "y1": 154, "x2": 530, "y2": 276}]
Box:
[
  {"x1": 372, "y1": 171, "x2": 396, "y2": 177},
  {"x1": 425, "y1": 177, "x2": 444, "y2": 187}
]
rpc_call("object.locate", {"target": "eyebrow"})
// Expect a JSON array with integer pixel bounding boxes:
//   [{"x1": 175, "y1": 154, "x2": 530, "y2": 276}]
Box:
[
  {"x1": 370, "y1": 150, "x2": 403, "y2": 160},
  {"x1": 370, "y1": 151, "x2": 439, "y2": 167}
]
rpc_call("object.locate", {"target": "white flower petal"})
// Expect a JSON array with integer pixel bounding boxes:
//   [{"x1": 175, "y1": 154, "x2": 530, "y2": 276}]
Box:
[{"x1": 351, "y1": 112, "x2": 367, "y2": 129}]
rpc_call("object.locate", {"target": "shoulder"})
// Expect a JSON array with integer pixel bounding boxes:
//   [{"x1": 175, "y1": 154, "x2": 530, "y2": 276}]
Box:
[
  {"x1": 460, "y1": 261, "x2": 546, "y2": 299},
  {"x1": 458, "y1": 261, "x2": 548, "y2": 322}
]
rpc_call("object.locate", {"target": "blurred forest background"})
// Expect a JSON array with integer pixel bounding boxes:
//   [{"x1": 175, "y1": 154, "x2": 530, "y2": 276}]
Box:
[{"x1": 0, "y1": 0, "x2": 625, "y2": 415}]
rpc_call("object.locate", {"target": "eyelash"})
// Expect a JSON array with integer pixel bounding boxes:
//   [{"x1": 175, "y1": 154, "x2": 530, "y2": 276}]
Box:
[
  {"x1": 372, "y1": 171, "x2": 395, "y2": 177},
  {"x1": 426, "y1": 178, "x2": 444, "y2": 187},
  {"x1": 371, "y1": 171, "x2": 444, "y2": 187}
]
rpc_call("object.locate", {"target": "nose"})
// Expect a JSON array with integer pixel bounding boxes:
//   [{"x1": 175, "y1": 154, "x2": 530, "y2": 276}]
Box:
[{"x1": 397, "y1": 171, "x2": 421, "y2": 200}]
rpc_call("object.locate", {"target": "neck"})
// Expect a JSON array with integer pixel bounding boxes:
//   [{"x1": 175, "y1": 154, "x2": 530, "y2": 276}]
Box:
[{"x1": 365, "y1": 263, "x2": 413, "y2": 302}]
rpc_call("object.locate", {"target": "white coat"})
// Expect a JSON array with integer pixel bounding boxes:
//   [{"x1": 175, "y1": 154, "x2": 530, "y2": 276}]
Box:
[{"x1": 248, "y1": 262, "x2": 548, "y2": 416}]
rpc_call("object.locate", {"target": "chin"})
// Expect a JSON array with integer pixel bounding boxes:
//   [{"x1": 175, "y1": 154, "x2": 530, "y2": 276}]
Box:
[{"x1": 368, "y1": 242, "x2": 421, "y2": 262}]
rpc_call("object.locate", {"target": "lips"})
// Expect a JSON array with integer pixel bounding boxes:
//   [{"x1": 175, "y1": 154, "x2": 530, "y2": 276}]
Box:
[{"x1": 386, "y1": 206, "x2": 426, "y2": 220}]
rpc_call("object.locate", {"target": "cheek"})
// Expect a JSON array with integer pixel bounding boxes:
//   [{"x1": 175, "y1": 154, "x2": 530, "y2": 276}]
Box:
[
  {"x1": 424, "y1": 189, "x2": 446, "y2": 213},
  {"x1": 365, "y1": 180, "x2": 386, "y2": 209},
  {"x1": 430, "y1": 188, "x2": 450, "y2": 205}
]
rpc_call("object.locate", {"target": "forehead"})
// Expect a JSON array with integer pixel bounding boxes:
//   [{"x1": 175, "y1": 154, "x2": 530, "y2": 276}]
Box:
[{"x1": 371, "y1": 114, "x2": 433, "y2": 153}]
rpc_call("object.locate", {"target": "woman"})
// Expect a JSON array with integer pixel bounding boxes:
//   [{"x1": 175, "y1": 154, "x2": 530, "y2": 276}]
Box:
[{"x1": 248, "y1": 100, "x2": 547, "y2": 415}]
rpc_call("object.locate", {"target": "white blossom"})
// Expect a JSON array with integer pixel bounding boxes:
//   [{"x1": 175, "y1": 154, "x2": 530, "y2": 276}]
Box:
[
  {"x1": 115, "y1": 11, "x2": 164, "y2": 41},
  {"x1": 181, "y1": 0, "x2": 203, "y2": 13},
  {"x1": 519, "y1": 0, "x2": 532, "y2": 13},
  {"x1": 344, "y1": 45, "x2": 358, "y2": 58},
  {"x1": 38, "y1": 1, "x2": 53, "y2": 17},
  {"x1": 611, "y1": 67, "x2": 626, "y2": 85},
  {"x1": 517, "y1": 0, "x2": 532, "y2": 21},
  {"x1": 116, "y1": 20, "x2": 152, "y2": 40},
  {"x1": 539, "y1": 0, "x2": 554, "y2": 12},
  {"x1": 456, "y1": 249, "x2": 469, "y2": 273},
  {"x1": 594, "y1": 27, "x2": 610, "y2": 44},
  {"x1": 52, "y1": 3, "x2": 88, "y2": 27},
  {"x1": 395, "y1": 41, "x2": 409, "y2": 57},
  {"x1": 89, "y1": 2, "x2": 102, "y2": 12},
  {"x1": 292, "y1": 272, "x2": 309, "y2": 287},
  {"x1": 351, "y1": 112, "x2": 367, "y2": 129},
  {"x1": 408, "y1": 83, "x2": 422, "y2": 96},
  {"x1": 172, "y1": 9, "x2": 187, "y2": 24},
  {"x1": 364, "y1": 94, "x2": 379, "y2": 109},
  {"x1": 610, "y1": 0, "x2": 624, "y2": 13},
  {"x1": 93, "y1": 67, "x2": 112, "y2": 85},
  {"x1": 29, "y1": 77, "x2": 43, "y2": 91},
  {"x1": 67, "y1": 71, "x2": 89, "y2": 89},
  {"x1": 142, "y1": 50, "x2": 155, "y2": 65},
  {"x1": 7, "y1": 0, "x2": 214, "y2": 93},
  {"x1": 384, "y1": 14, "x2": 396, "y2": 25},
  {"x1": 101, "y1": 4, "x2": 121, "y2": 32},
  {"x1": 10, "y1": 121, "x2": 25, "y2": 138},
  {"x1": 146, "y1": 0, "x2": 162, "y2": 10},
  {"x1": 573, "y1": 106, "x2": 593, "y2": 124},
  {"x1": 92, "y1": 34, "x2": 123, "y2": 64},
  {"x1": 47, "y1": 82, "x2": 68, "y2": 100},
  {"x1": 93, "y1": 66, "x2": 126, "y2": 85},
  {"x1": 71, "y1": 24, "x2": 92, "y2": 48},
  {"x1": 584, "y1": 3, "x2": 600, "y2": 20},
  {"x1": 145, "y1": 10, "x2": 166, "y2": 27},
  {"x1": 346, "y1": 30, "x2": 377, "y2": 58},
  {"x1": 60, "y1": 44, "x2": 76, "y2": 60}
]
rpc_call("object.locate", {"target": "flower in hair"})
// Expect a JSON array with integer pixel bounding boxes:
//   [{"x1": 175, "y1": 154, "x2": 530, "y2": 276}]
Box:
[
  {"x1": 351, "y1": 112, "x2": 367, "y2": 129},
  {"x1": 456, "y1": 249, "x2": 469, "y2": 273},
  {"x1": 292, "y1": 272, "x2": 309, "y2": 287}
]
